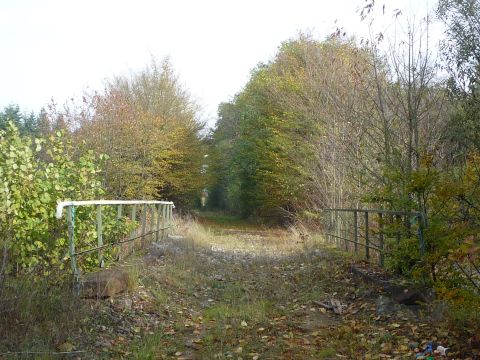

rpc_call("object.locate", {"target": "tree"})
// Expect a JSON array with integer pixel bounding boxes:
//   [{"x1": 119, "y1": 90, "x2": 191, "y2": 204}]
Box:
[
  {"x1": 76, "y1": 58, "x2": 205, "y2": 206},
  {"x1": 438, "y1": 0, "x2": 480, "y2": 155},
  {"x1": 438, "y1": 0, "x2": 480, "y2": 94},
  {"x1": 208, "y1": 36, "x2": 373, "y2": 221}
]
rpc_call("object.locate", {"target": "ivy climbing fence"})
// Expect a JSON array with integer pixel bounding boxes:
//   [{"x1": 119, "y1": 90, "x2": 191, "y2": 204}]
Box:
[
  {"x1": 323, "y1": 208, "x2": 426, "y2": 267},
  {"x1": 55, "y1": 200, "x2": 174, "y2": 283}
]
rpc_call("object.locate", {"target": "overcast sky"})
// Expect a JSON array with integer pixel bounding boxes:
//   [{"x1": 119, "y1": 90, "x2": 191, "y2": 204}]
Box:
[{"x1": 0, "y1": 0, "x2": 442, "y2": 126}]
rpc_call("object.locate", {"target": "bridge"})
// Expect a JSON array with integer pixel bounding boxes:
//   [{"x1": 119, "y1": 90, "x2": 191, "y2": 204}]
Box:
[{"x1": 56, "y1": 200, "x2": 427, "y2": 290}]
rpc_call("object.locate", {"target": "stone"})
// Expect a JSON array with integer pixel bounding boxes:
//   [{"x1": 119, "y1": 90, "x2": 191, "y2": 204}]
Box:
[
  {"x1": 409, "y1": 341, "x2": 419, "y2": 349},
  {"x1": 375, "y1": 295, "x2": 402, "y2": 316},
  {"x1": 82, "y1": 268, "x2": 130, "y2": 298},
  {"x1": 429, "y1": 300, "x2": 449, "y2": 322},
  {"x1": 149, "y1": 243, "x2": 170, "y2": 257},
  {"x1": 149, "y1": 242, "x2": 183, "y2": 258},
  {"x1": 392, "y1": 288, "x2": 429, "y2": 305},
  {"x1": 115, "y1": 297, "x2": 133, "y2": 311}
]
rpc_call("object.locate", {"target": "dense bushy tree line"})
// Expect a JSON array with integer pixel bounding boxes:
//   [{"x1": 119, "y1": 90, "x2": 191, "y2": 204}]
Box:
[{"x1": 208, "y1": 39, "x2": 319, "y2": 220}]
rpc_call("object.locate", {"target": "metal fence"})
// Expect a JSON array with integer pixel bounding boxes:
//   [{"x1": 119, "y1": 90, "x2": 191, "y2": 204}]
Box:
[
  {"x1": 323, "y1": 208, "x2": 426, "y2": 267},
  {"x1": 56, "y1": 200, "x2": 174, "y2": 282}
]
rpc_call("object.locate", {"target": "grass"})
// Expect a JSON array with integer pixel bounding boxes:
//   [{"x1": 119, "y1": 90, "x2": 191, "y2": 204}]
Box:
[
  {"x1": 203, "y1": 300, "x2": 276, "y2": 323},
  {"x1": 316, "y1": 347, "x2": 337, "y2": 358},
  {"x1": 173, "y1": 215, "x2": 312, "y2": 258},
  {"x1": 194, "y1": 211, "x2": 257, "y2": 229}
]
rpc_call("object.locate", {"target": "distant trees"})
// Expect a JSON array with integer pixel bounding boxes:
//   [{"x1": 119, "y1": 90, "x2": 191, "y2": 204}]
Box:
[
  {"x1": 0, "y1": 105, "x2": 39, "y2": 136},
  {"x1": 0, "y1": 59, "x2": 206, "y2": 209},
  {"x1": 208, "y1": 38, "x2": 320, "y2": 220}
]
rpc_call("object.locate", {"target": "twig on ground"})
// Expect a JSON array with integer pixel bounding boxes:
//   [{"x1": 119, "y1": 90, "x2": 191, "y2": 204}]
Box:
[{"x1": 0, "y1": 351, "x2": 86, "y2": 357}]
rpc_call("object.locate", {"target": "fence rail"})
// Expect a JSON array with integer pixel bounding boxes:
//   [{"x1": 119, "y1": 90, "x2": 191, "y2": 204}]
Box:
[
  {"x1": 323, "y1": 208, "x2": 426, "y2": 267},
  {"x1": 56, "y1": 200, "x2": 174, "y2": 283}
]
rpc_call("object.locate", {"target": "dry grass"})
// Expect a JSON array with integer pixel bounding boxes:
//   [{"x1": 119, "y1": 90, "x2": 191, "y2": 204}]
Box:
[{"x1": 172, "y1": 215, "x2": 317, "y2": 258}]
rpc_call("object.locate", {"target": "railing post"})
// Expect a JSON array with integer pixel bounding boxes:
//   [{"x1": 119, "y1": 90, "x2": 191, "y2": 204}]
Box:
[
  {"x1": 406, "y1": 211, "x2": 412, "y2": 237},
  {"x1": 335, "y1": 211, "x2": 339, "y2": 248},
  {"x1": 117, "y1": 204, "x2": 123, "y2": 220},
  {"x1": 330, "y1": 210, "x2": 335, "y2": 244},
  {"x1": 379, "y1": 212, "x2": 384, "y2": 267},
  {"x1": 326, "y1": 211, "x2": 330, "y2": 243},
  {"x1": 395, "y1": 214, "x2": 401, "y2": 246},
  {"x1": 326, "y1": 212, "x2": 330, "y2": 243},
  {"x1": 365, "y1": 211, "x2": 370, "y2": 261},
  {"x1": 353, "y1": 210, "x2": 358, "y2": 254},
  {"x1": 96, "y1": 205, "x2": 104, "y2": 268},
  {"x1": 141, "y1": 204, "x2": 147, "y2": 246},
  {"x1": 131, "y1": 204, "x2": 137, "y2": 222},
  {"x1": 66, "y1": 206, "x2": 80, "y2": 284},
  {"x1": 130, "y1": 204, "x2": 137, "y2": 253},
  {"x1": 163, "y1": 205, "x2": 169, "y2": 237},
  {"x1": 116, "y1": 204, "x2": 124, "y2": 260},
  {"x1": 344, "y1": 213, "x2": 348, "y2": 251},
  {"x1": 168, "y1": 204, "x2": 173, "y2": 236},
  {"x1": 160, "y1": 204, "x2": 165, "y2": 240},
  {"x1": 149, "y1": 205, "x2": 155, "y2": 241},
  {"x1": 156, "y1": 203, "x2": 162, "y2": 242}
]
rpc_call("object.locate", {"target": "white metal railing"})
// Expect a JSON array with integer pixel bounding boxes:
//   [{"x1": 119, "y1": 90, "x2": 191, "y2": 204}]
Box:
[{"x1": 56, "y1": 200, "x2": 174, "y2": 282}]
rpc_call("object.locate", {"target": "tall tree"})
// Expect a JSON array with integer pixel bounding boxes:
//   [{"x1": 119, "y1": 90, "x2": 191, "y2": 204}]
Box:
[
  {"x1": 438, "y1": 0, "x2": 480, "y2": 155},
  {"x1": 76, "y1": 58, "x2": 205, "y2": 206}
]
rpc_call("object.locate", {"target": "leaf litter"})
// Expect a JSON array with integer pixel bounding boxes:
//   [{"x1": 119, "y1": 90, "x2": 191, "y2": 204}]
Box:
[{"x1": 68, "y1": 218, "x2": 476, "y2": 359}]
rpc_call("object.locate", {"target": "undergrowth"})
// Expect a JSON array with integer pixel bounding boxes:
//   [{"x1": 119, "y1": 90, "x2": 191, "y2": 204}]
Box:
[{"x1": 0, "y1": 275, "x2": 85, "y2": 355}]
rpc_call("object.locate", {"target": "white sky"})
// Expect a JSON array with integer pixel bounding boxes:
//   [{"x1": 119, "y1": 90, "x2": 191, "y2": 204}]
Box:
[{"x1": 0, "y1": 0, "x2": 442, "y2": 126}]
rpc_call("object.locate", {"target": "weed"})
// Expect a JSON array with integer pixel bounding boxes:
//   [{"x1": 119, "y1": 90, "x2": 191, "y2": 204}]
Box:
[
  {"x1": 316, "y1": 347, "x2": 337, "y2": 359},
  {"x1": 204, "y1": 300, "x2": 274, "y2": 324},
  {"x1": 124, "y1": 264, "x2": 140, "y2": 292}
]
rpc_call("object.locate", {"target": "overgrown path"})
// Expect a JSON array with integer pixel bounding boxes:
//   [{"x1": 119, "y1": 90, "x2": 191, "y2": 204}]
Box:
[{"x1": 85, "y1": 214, "x2": 462, "y2": 359}]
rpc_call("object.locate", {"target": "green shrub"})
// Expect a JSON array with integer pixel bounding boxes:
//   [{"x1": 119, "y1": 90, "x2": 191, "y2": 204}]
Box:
[{"x1": 0, "y1": 122, "x2": 131, "y2": 276}]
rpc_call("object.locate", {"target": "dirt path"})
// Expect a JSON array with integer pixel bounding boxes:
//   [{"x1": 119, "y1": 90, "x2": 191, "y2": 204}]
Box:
[{"x1": 81, "y1": 217, "x2": 464, "y2": 359}]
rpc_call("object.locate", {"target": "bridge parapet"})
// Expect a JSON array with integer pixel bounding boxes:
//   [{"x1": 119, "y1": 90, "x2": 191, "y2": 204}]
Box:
[
  {"x1": 56, "y1": 200, "x2": 174, "y2": 286},
  {"x1": 323, "y1": 208, "x2": 426, "y2": 267}
]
